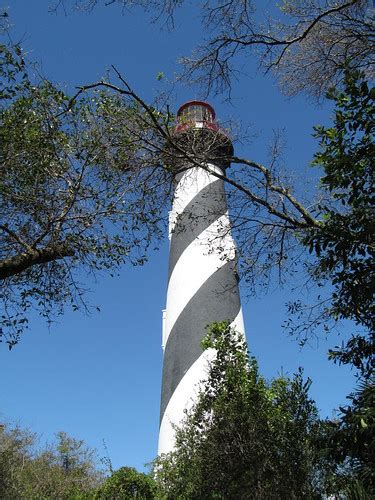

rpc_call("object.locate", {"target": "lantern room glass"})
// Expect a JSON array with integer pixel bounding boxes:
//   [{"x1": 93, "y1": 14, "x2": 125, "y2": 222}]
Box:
[{"x1": 178, "y1": 104, "x2": 214, "y2": 124}]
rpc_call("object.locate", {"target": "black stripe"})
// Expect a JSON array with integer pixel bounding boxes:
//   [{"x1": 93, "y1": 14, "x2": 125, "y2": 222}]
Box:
[
  {"x1": 160, "y1": 259, "x2": 241, "y2": 423},
  {"x1": 168, "y1": 179, "x2": 227, "y2": 280}
]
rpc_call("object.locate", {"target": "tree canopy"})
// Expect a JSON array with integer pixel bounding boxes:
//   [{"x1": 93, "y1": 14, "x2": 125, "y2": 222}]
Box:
[
  {"x1": 300, "y1": 70, "x2": 374, "y2": 378},
  {"x1": 0, "y1": 424, "x2": 103, "y2": 498},
  {"x1": 95, "y1": 466, "x2": 158, "y2": 499},
  {"x1": 0, "y1": 44, "x2": 173, "y2": 347}
]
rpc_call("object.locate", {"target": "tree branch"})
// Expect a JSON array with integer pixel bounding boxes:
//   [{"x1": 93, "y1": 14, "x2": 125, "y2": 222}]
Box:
[
  {"x1": 0, "y1": 244, "x2": 75, "y2": 280},
  {"x1": 0, "y1": 224, "x2": 36, "y2": 253}
]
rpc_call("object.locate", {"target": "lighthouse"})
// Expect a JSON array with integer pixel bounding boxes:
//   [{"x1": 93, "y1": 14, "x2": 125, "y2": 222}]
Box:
[{"x1": 159, "y1": 101, "x2": 245, "y2": 455}]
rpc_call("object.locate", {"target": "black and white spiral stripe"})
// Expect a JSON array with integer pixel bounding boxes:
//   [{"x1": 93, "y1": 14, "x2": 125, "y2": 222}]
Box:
[{"x1": 158, "y1": 164, "x2": 245, "y2": 455}]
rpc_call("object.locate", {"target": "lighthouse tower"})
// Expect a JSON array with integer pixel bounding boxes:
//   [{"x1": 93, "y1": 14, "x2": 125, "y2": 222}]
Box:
[{"x1": 159, "y1": 101, "x2": 245, "y2": 455}]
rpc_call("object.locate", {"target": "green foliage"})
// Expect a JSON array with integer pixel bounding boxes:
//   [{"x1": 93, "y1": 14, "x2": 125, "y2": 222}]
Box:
[
  {"x1": 282, "y1": 72, "x2": 374, "y2": 496},
  {"x1": 0, "y1": 43, "x2": 27, "y2": 101},
  {"x1": 306, "y1": 70, "x2": 374, "y2": 379},
  {"x1": 154, "y1": 321, "x2": 329, "y2": 499},
  {"x1": 0, "y1": 42, "x2": 172, "y2": 347},
  {"x1": 95, "y1": 466, "x2": 158, "y2": 499},
  {"x1": 0, "y1": 422, "x2": 160, "y2": 499},
  {"x1": 326, "y1": 380, "x2": 375, "y2": 497},
  {"x1": 0, "y1": 423, "x2": 103, "y2": 499}
]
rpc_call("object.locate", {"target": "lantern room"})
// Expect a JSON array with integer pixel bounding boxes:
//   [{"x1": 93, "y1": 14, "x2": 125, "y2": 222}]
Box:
[
  {"x1": 166, "y1": 100, "x2": 234, "y2": 171},
  {"x1": 175, "y1": 101, "x2": 219, "y2": 133}
]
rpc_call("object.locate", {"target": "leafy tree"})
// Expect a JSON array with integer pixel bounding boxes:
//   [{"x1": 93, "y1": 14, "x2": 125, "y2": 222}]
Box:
[
  {"x1": 154, "y1": 321, "x2": 331, "y2": 499},
  {"x1": 298, "y1": 69, "x2": 374, "y2": 379},
  {"x1": 0, "y1": 43, "x2": 173, "y2": 347},
  {"x1": 95, "y1": 466, "x2": 158, "y2": 499},
  {"x1": 326, "y1": 380, "x2": 375, "y2": 496},
  {"x1": 0, "y1": 423, "x2": 103, "y2": 499}
]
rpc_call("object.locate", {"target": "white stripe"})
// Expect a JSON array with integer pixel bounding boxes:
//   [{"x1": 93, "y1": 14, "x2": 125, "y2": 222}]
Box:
[
  {"x1": 158, "y1": 347, "x2": 216, "y2": 455},
  {"x1": 170, "y1": 164, "x2": 224, "y2": 234},
  {"x1": 164, "y1": 213, "x2": 236, "y2": 347},
  {"x1": 161, "y1": 309, "x2": 167, "y2": 349},
  {"x1": 158, "y1": 312, "x2": 246, "y2": 455},
  {"x1": 232, "y1": 308, "x2": 245, "y2": 338}
]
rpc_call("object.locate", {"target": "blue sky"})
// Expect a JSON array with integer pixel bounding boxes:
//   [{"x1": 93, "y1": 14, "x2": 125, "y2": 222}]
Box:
[{"x1": 0, "y1": 1, "x2": 355, "y2": 472}]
